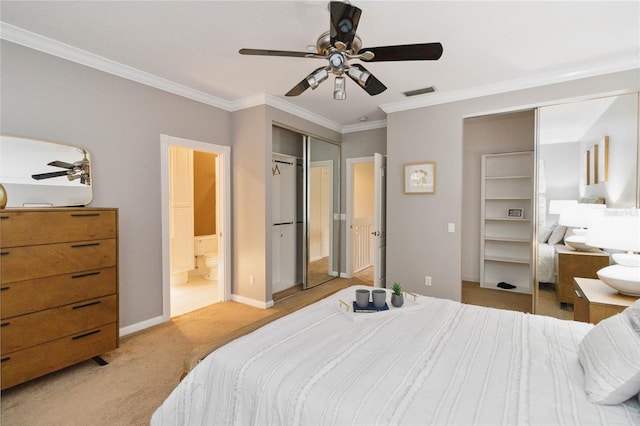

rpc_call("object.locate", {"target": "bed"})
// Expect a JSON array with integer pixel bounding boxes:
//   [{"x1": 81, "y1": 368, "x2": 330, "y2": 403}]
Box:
[{"x1": 152, "y1": 286, "x2": 640, "y2": 425}]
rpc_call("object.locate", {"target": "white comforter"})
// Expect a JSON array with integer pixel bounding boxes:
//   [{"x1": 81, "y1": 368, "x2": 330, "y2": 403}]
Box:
[{"x1": 152, "y1": 286, "x2": 640, "y2": 425}]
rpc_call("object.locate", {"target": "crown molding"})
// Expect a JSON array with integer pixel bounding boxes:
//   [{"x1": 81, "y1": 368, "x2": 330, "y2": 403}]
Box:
[
  {"x1": 0, "y1": 22, "x2": 350, "y2": 134},
  {"x1": 0, "y1": 22, "x2": 235, "y2": 111},
  {"x1": 342, "y1": 119, "x2": 387, "y2": 134},
  {"x1": 380, "y1": 53, "x2": 640, "y2": 114}
]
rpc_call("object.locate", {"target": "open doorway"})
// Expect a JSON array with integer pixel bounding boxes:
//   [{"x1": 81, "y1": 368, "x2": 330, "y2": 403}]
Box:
[
  {"x1": 345, "y1": 156, "x2": 380, "y2": 286},
  {"x1": 160, "y1": 135, "x2": 231, "y2": 320}
]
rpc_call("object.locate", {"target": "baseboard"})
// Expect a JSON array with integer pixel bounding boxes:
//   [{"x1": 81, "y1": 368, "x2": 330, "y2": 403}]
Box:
[
  {"x1": 461, "y1": 275, "x2": 479, "y2": 283},
  {"x1": 340, "y1": 272, "x2": 351, "y2": 278},
  {"x1": 119, "y1": 315, "x2": 165, "y2": 337},
  {"x1": 231, "y1": 293, "x2": 274, "y2": 309}
]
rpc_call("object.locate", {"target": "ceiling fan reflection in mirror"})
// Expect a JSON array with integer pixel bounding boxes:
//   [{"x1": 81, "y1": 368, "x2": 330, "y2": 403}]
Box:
[
  {"x1": 240, "y1": 1, "x2": 443, "y2": 100},
  {"x1": 31, "y1": 150, "x2": 91, "y2": 185}
]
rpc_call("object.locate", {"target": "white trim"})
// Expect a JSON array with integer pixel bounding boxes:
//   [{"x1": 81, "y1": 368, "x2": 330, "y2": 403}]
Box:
[
  {"x1": 160, "y1": 134, "x2": 232, "y2": 322},
  {"x1": 342, "y1": 120, "x2": 387, "y2": 134},
  {"x1": 232, "y1": 294, "x2": 274, "y2": 309},
  {"x1": 380, "y1": 54, "x2": 640, "y2": 113},
  {"x1": 119, "y1": 315, "x2": 165, "y2": 337},
  {"x1": 345, "y1": 156, "x2": 375, "y2": 280}
]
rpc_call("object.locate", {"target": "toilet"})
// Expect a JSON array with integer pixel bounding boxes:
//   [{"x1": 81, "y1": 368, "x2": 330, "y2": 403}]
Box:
[{"x1": 194, "y1": 235, "x2": 218, "y2": 280}]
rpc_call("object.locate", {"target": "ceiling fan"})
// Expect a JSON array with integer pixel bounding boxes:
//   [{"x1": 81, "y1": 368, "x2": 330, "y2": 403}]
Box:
[
  {"x1": 239, "y1": 1, "x2": 443, "y2": 100},
  {"x1": 31, "y1": 150, "x2": 91, "y2": 185}
]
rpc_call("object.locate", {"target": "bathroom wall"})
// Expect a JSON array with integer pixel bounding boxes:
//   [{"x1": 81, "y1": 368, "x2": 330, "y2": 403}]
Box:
[{"x1": 193, "y1": 151, "x2": 217, "y2": 236}]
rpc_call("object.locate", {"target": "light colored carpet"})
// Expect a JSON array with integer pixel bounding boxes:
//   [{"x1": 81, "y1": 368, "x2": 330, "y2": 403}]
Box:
[{"x1": 1, "y1": 278, "x2": 366, "y2": 426}]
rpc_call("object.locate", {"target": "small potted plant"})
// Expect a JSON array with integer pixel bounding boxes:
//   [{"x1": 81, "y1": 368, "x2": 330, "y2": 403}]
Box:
[{"x1": 391, "y1": 282, "x2": 404, "y2": 307}]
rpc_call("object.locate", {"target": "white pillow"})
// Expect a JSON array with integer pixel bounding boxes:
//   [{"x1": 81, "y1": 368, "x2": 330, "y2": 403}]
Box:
[
  {"x1": 579, "y1": 299, "x2": 640, "y2": 404},
  {"x1": 547, "y1": 225, "x2": 567, "y2": 245},
  {"x1": 538, "y1": 226, "x2": 553, "y2": 244}
]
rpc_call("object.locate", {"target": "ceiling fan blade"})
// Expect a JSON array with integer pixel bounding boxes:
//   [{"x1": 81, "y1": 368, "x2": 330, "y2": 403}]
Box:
[
  {"x1": 47, "y1": 160, "x2": 75, "y2": 169},
  {"x1": 239, "y1": 48, "x2": 310, "y2": 58},
  {"x1": 285, "y1": 67, "x2": 329, "y2": 96},
  {"x1": 347, "y1": 64, "x2": 387, "y2": 96},
  {"x1": 329, "y1": 1, "x2": 361, "y2": 49},
  {"x1": 359, "y1": 42, "x2": 443, "y2": 62},
  {"x1": 31, "y1": 170, "x2": 70, "y2": 180}
]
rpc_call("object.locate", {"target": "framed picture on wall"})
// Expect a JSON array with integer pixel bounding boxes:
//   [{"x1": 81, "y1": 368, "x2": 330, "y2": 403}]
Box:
[
  {"x1": 590, "y1": 144, "x2": 598, "y2": 185},
  {"x1": 598, "y1": 136, "x2": 609, "y2": 183},
  {"x1": 404, "y1": 161, "x2": 436, "y2": 194},
  {"x1": 584, "y1": 150, "x2": 590, "y2": 185}
]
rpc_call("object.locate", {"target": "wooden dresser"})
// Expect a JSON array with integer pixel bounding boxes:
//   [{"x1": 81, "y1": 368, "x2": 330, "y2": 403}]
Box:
[
  {"x1": 573, "y1": 277, "x2": 637, "y2": 324},
  {"x1": 555, "y1": 244, "x2": 610, "y2": 306},
  {"x1": 0, "y1": 208, "x2": 118, "y2": 389}
]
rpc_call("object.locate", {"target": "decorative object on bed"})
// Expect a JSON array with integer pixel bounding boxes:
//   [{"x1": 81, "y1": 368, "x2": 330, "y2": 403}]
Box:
[
  {"x1": 391, "y1": 282, "x2": 404, "y2": 307},
  {"x1": 355, "y1": 289, "x2": 370, "y2": 308},
  {"x1": 403, "y1": 161, "x2": 435, "y2": 194},
  {"x1": 586, "y1": 208, "x2": 640, "y2": 296},
  {"x1": 152, "y1": 286, "x2": 640, "y2": 425},
  {"x1": 372, "y1": 289, "x2": 387, "y2": 308},
  {"x1": 559, "y1": 203, "x2": 606, "y2": 251},
  {"x1": 578, "y1": 298, "x2": 640, "y2": 404}
]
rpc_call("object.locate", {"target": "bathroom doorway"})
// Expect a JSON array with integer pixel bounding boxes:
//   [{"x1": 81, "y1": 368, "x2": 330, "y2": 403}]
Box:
[{"x1": 160, "y1": 135, "x2": 231, "y2": 320}]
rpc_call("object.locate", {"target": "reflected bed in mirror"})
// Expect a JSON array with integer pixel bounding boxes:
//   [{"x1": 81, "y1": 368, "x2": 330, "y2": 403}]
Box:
[{"x1": 0, "y1": 135, "x2": 92, "y2": 207}]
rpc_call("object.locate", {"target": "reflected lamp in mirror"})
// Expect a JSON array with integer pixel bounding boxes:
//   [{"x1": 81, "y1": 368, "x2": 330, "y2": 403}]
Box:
[
  {"x1": 548, "y1": 199, "x2": 577, "y2": 215},
  {"x1": 559, "y1": 203, "x2": 606, "y2": 251},
  {"x1": 586, "y1": 209, "x2": 640, "y2": 296}
]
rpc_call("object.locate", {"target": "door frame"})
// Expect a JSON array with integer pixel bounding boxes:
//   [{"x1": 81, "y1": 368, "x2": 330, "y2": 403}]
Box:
[
  {"x1": 160, "y1": 134, "x2": 231, "y2": 321},
  {"x1": 345, "y1": 156, "x2": 374, "y2": 278}
]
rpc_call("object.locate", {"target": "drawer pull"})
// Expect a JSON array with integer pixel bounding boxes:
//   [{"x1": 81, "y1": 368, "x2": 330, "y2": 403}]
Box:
[
  {"x1": 0, "y1": 251, "x2": 9, "y2": 256},
  {"x1": 71, "y1": 213, "x2": 100, "y2": 217},
  {"x1": 0, "y1": 215, "x2": 8, "y2": 220},
  {"x1": 71, "y1": 242, "x2": 100, "y2": 248},
  {"x1": 72, "y1": 301, "x2": 101, "y2": 310},
  {"x1": 72, "y1": 329, "x2": 101, "y2": 340},
  {"x1": 575, "y1": 290, "x2": 584, "y2": 298},
  {"x1": 1, "y1": 357, "x2": 10, "y2": 363},
  {"x1": 1, "y1": 322, "x2": 10, "y2": 327},
  {"x1": 72, "y1": 271, "x2": 101, "y2": 279},
  {"x1": 0, "y1": 286, "x2": 9, "y2": 291}
]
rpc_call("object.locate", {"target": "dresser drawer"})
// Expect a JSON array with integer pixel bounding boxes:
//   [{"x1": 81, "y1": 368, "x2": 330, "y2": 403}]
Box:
[
  {"x1": 1, "y1": 267, "x2": 117, "y2": 319},
  {"x1": 0, "y1": 209, "x2": 116, "y2": 248},
  {"x1": 1, "y1": 239, "x2": 116, "y2": 283},
  {"x1": 1, "y1": 295, "x2": 117, "y2": 353},
  {"x1": 1, "y1": 322, "x2": 117, "y2": 390}
]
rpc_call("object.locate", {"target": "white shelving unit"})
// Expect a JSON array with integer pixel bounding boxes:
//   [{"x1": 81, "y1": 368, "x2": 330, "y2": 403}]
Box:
[{"x1": 480, "y1": 151, "x2": 534, "y2": 294}]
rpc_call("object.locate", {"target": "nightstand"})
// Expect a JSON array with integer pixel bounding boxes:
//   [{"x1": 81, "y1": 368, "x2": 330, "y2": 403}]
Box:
[
  {"x1": 573, "y1": 278, "x2": 638, "y2": 324},
  {"x1": 555, "y1": 245, "x2": 610, "y2": 306}
]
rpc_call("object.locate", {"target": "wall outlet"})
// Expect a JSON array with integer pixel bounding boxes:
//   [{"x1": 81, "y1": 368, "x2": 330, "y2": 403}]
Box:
[
  {"x1": 249, "y1": 275, "x2": 255, "y2": 285},
  {"x1": 447, "y1": 223, "x2": 455, "y2": 233},
  {"x1": 425, "y1": 276, "x2": 432, "y2": 286}
]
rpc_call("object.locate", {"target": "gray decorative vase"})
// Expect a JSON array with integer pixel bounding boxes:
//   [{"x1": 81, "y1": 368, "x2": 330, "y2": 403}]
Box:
[
  {"x1": 391, "y1": 293, "x2": 404, "y2": 307},
  {"x1": 355, "y1": 289, "x2": 370, "y2": 308},
  {"x1": 372, "y1": 289, "x2": 386, "y2": 309}
]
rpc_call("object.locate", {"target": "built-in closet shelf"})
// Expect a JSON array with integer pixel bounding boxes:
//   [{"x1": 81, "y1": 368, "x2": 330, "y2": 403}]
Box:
[{"x1": 480, "y1": 151, "x2": 534, "y2": 295}]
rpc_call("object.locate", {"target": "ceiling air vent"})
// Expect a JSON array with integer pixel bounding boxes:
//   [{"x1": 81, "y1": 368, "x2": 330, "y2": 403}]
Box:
[{"x1": 403, "y1": 86, "x2": 436, "y2": 97}]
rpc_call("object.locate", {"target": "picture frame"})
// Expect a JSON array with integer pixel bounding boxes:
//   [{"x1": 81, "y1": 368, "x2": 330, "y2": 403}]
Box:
[
  {"x1": 584, "y1": 150, "x2": 590, "y2": 185},
  {"x1": 589, "y1": 144, "x2": 598, "y2": 185},
  {"x1": 507, "y1": 208, "x2": 523, "y2": 219},
  {"x1": 404, "y1": 161, "x2": 436, "y2": 194},
  {"x1": 597, "y1": 136, "x2": 609, "y2": 183}
]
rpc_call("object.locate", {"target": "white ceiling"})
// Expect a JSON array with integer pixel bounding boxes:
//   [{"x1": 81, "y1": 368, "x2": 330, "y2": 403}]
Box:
[{"x1": 1, "y1": 1, "x2": 638, "y2": 132}]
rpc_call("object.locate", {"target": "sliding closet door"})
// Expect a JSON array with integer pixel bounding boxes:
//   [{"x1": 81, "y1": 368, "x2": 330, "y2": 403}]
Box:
[{"x1": 305, "y1": 137, "x2": 341, "y2": 289}]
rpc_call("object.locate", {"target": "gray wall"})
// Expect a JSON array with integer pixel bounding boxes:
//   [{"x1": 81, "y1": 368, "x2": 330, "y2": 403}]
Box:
[
  {"x1": 1, "y1": 41, "x2": 232, "y2": 328},
  {"x1": 387, "y1": 70, "x2": 640, "y2": 301},
  {"x1": 461, "y1": 111, "x2": 535, "y2": 283}
]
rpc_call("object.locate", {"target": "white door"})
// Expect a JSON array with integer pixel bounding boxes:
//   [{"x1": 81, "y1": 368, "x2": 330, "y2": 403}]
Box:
[
  {"x1": 169, "y1": 146, "x2": 194, "y2": 276},
  {"x1": 373, "y1": 153, "x2": 387, "y2": 287}
]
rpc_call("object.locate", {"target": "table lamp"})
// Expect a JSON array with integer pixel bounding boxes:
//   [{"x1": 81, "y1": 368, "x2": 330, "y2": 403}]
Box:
[
  {"x1": 548, "y1": 199, "x2": 577, "y2": 215},
  {"x1": 558, "y1": 203, "x2": 606, "y2": 251},
  {"x1": 585, "y1": 208, "x2": 640, "y2": 296}
]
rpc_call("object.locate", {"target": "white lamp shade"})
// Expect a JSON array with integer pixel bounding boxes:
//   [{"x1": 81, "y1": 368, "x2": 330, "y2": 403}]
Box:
[
  {"x1": 548, "y1": 199, "x2": 577, "y2": 215},
  {"x1": 558, "y1": 203, "x2": 606, "y2": 228},
  {"x1": 586, "y1": 209, "x2": 640, "y2": 252}
]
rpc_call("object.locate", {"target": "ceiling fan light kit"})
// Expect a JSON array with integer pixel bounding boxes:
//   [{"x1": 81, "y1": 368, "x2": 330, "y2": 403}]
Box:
[{"x1": 240, "y1": 1, "x2": 443, "y2": 100}]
